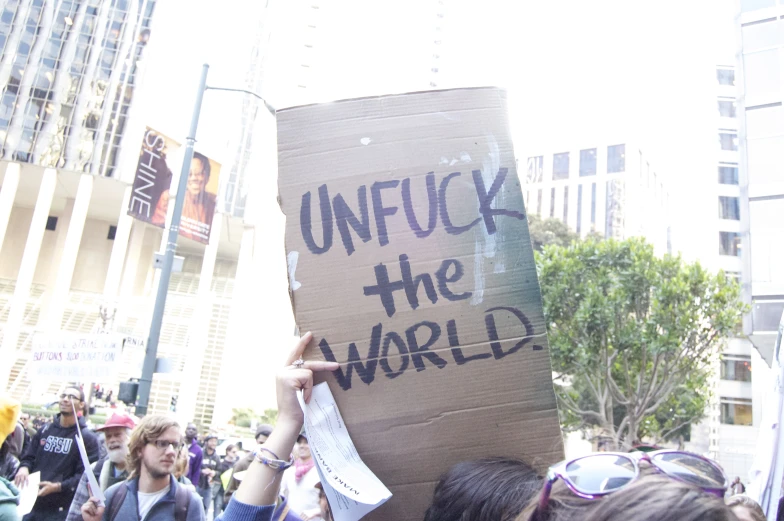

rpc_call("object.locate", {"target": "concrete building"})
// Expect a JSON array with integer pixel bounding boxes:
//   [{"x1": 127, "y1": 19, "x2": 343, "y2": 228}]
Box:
[
  {"x1": 736, "y1": 0, "x2": 784, "y2": 368},
  {"x1": 522, "y1": 141, "x2": 671, "y2": 255},
  {"x1": 721, "y1": 0, "x2": 784, "y2": 482},
  {"x1": 686, "y1": 63, "x2": 762, "y2": 480},
  {"x1": 0, "y1": 0, "x2": 286, "y2": 429}
]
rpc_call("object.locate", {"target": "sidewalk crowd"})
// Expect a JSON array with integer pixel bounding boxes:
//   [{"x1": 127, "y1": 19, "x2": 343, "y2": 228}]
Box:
[{"x1": 0, "y1": 333, "x2": 775, "y2": 521}]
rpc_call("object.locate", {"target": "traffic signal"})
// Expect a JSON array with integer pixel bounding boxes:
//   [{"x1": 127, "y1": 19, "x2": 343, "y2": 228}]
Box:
[
  {"x1": 170, "y1": 395, "x2": 178, "y2": 412},
  {"x1": 118, "y1": 380, "x2": 139, "y2": 405}
]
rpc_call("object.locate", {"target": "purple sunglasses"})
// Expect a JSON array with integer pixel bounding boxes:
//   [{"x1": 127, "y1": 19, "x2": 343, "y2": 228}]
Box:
[{"x1": 536, "y1": 450, "x2": 728, "y2": 513}]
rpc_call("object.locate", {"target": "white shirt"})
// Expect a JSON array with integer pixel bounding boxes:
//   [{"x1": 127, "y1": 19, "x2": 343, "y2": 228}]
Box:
[
  {"x1": 137, "y1": 484, "x2": 170, "y2": 520},
  {"x1": 281, "y1": 465, "x2": 322, "y2": 520}
]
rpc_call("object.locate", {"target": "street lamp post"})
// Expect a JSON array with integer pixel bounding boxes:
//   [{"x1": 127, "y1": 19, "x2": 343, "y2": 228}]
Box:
[
  {"x1": 133, "y1": 65, "x2": 271, "y2": 416},
  {"x1": 135, "y1": 64, "x2": 210, "y2": 416}
]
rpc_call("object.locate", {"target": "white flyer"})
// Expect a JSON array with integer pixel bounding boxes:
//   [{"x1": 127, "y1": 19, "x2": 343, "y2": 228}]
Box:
[
  {"x1": 17, "y1": 471, "x2": 40, "y2": 516},
  {"x1": 73, "y1": 404, "x2": 105, "y2": 506},
  {"x1": 75, "y1": 433, "x2": 104, "y2": 506},
  {"x1": 298, "y1": 382, "x2": 391, "y2": 521}
]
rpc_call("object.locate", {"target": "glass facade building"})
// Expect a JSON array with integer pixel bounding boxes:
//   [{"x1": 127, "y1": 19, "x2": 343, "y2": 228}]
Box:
[{"x1": 0, "y1": 0, "x2": 157, "y2": 177}]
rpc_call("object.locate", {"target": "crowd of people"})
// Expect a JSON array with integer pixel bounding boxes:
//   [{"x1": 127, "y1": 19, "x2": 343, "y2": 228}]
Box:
[{"x1": 0, "y1": 332, "x2": 777, "y2": 521}]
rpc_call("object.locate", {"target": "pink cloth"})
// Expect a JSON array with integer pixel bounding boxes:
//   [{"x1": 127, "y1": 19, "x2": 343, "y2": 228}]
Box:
[{"x1": 294, "y1": 458, "x2": 315, "y2": 482}]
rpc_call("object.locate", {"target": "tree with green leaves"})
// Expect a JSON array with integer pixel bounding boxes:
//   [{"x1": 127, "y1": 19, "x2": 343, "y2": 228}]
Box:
[
  {"x1": 527, "y1": 214, "x2": 579, "y2": 252},
  {"x1": 537, "y1": 237, "x2": 745, "y2": 449}
]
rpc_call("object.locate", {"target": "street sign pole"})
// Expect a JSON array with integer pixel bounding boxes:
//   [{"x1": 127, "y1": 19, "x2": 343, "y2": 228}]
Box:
[{"x1": 135, "y1": 64, "x2": 209, "y2": 416}]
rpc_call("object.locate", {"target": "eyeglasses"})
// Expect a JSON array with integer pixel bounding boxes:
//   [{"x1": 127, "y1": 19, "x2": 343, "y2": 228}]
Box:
[
  {"x1": 537, "y1": 450, "x2": 727, "y2": 514},
  {"x1": 59, "y1": 393, "x2": 82, "y2": 401},
  {"x1": 150, "y1": 440, "x2": 184, "y2": 451}
]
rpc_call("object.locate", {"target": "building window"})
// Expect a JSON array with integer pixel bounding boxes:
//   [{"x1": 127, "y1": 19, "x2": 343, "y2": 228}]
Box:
[
  {"x1": 716, "y1": 68, "x2": 735, "y2": 86},
  {"x1": 752, "y1": 299, "x2": 784, "y2": 333},
  {"x1": 742, "y1": 18, "x2": 779, "y2": 53},
  {"x1": 607, "y1": 144, "x2": 625, "y2": 173},
  {"x1": 720, "y1": 355, "x2": 752, "y2": 382},
  {"x1": 46, "y1": 216, "x2": 58, "y2": 231},
  {"x1": 550, "y1": 188, "x2": 556, "y2": 218},
  {"x1": 576, "y1": 185, "x2": 583, "y2": 234},
  {"x1": 591, "y1": 183, "x2": 596, "y2": 228},
  {"x1": 718, "y1": 164, "x2": 739, "y2": 184},
  {"x1": 108, "y1": 225, "x2": 117, "y2": 240},
  {"x1": 553, "y1": 152, "x2": 570, "y2": 180},
  {"x1": 580, "y1": 148, "x2": 596, "y2": 176},
  {"x1": 718, "y1": 100, "x2": 737, "y2": 118},
  {"x1": 744, "y1": 50, "x2": 780, "y2": 106},
  {"x1": 718, "y1": 196, "x2": 740, "y2": 220},
  {"x1": 719, "y1": 132, "x2": 738, "y2": 151},
  {"x1": 527, "y1": 156, "x2": 543, "y2": 183},
  {"x1": 563, "y1": 187, "x2": 569, "y2": 223},
  {"x1": 720, "y1": 398, "x2": 752, "y2": 426},
  {"x1": 537, "y1": 189, "x2": 542, "y2": 215},
  {"x1": 719, "y1": 231, "x2": 741, "y2": 256}
]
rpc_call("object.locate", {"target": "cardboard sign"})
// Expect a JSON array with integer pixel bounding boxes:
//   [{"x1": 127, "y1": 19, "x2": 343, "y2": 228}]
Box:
[
  {"x1": 277, "y1": 87, "x2": 564, "y2": 521},
  {"x1": 29, "y1": 333, "x2": 123, "y2": 381}
]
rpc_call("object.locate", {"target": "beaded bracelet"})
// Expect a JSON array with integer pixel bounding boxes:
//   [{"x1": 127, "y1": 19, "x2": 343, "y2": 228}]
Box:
[{"x1": 254, "y1": 447, "x2": 294, "y2": 471}]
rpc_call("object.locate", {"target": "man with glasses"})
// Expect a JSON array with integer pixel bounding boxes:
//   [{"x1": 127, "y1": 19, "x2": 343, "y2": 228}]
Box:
[
  {"x1": 80, "y1": 415, "x2": 204, "y2": 521},
  {"x1": 15, "y1": 385, "x2": 100, "y2": 521}
]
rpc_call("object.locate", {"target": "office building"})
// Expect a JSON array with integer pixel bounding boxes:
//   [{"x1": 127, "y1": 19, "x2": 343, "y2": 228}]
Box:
[
  {"x1": 0, "y1": 0, "x2": 278, "y2": 428},
  {"x1": 522, "y1": 142, "x2": 671, "y2": 254},
  {"x1": 736, "y1": 0, "x2": 784, "y2": 367},
  {"x1": 686, "y1": 64, "x2": 761, "y2": 480},
  {"x1": 707, "y1": 0, "x2": 784, "y2": 482}
]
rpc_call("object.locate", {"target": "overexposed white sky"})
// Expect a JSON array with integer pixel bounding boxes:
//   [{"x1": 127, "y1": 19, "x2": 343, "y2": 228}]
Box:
[{"x1": 135, "y1": 0, "x2": 739, "y2": 413}]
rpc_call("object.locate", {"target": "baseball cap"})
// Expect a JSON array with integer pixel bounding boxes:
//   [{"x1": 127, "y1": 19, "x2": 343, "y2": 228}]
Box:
[
  {"x1": 255, "y1": 424, "x2": 274, "y2": 439},
  {"x1": 96, "y1": 413, "x2": 136, "y2": 431}
]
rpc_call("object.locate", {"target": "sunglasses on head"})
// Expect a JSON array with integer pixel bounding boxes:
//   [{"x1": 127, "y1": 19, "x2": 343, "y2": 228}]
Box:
[{"x1": 536, "y1": 450, "x2": 728, "y2": 514}]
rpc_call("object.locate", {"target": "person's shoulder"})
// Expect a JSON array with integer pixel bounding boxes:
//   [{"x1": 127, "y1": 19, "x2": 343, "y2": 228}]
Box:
[
  {"x1": 103, "y1": 480, "x2": 128, "y2": 501},
  {"x1": 181, "y1": 482, "x2": 205, "y2": 521}
]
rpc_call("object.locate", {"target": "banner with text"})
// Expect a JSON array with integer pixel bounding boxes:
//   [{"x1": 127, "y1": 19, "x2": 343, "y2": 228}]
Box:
[
  {"x1": 128, "y1": 127, "x2": 179, "y2": 228},
  {"x1": 277, "y1": 87, "x2": 564, "y2": 521},
  {"x1": 128, "y1": 128, "x2": 221, "y2": 244},
  {"x1": 29, "y1": 333, "x2": 124, "y2": 381}
]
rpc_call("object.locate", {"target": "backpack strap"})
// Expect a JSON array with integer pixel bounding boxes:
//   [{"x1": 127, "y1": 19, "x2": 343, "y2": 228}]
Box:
[
  {"x1": 174, "y1": 482, "x2": 190, "y2": 521},
  {"x1": 274, "y1": 502, "x2": 291, "y2": 521},
  {"x1": 107, "y1": 483, "x2": 128, "y2": 521}
]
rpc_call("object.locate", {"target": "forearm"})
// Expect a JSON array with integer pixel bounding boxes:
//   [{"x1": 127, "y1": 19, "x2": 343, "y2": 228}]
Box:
[
  {"x1": 61, "y1": 472, "x2": 82, "y2": 493},
  {"x1": 233, "y1": 419, "x2": 300, "y2": 506}
]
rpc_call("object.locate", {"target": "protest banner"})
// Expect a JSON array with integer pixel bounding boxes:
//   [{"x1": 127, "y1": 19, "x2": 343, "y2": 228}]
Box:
[
  {"x1": 29, "y1": 333, "x2": 123, "y2": 381},
  {"x1": 277, "y1": 87, "x2": 565, "y2": 520}
]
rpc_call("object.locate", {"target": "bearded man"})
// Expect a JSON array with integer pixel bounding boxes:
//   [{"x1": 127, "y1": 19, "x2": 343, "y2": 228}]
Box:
[{"x1": 65, "y1": 414, "x2": 135, "y2": 521}]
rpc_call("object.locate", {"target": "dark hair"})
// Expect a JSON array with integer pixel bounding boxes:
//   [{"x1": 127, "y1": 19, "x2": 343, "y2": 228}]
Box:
[
  {"x1": 66, "y1": 384, "x2": 85, "y2": 402},
  {"x1": 583, "y1": 476, "x2": 737, "y2": 521},
  {"x1": 516, "y1": 476, "x2": 593, "y2": 521},
  {"x1": 255, "y1": 425, "x2": 273, "y2": 440},
  {"x1": 424, "y1": 458, "x2": 541, "y2": 521},
  {"x1": 192, "y1": 152, "x2": 211, "y2": 179},
  {"x1": 225, "y1": 444, "x2": 235, "y2": 453}
]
